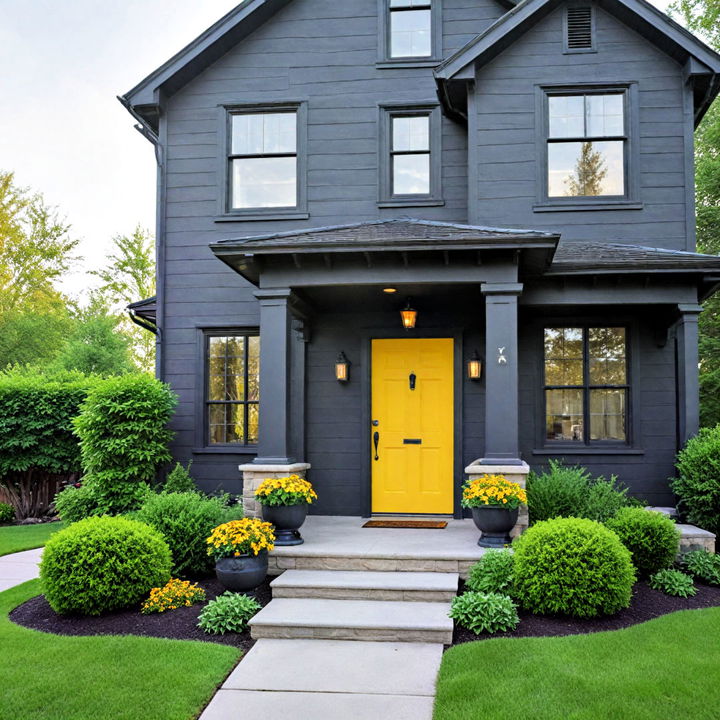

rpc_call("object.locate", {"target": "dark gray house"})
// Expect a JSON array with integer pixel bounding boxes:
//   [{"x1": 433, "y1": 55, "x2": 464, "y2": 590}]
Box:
[{"x1": 121, "y1": 0, "x2": 720, "y2": 518}]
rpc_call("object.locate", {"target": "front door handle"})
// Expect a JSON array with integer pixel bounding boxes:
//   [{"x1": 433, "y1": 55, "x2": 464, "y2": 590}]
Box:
[{"x1": 373, "y1": 431, "x2": 380, "y2": 461}]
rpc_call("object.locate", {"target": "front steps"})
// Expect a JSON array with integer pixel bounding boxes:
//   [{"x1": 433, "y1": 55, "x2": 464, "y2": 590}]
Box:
[{"x1": 250, "y1": 569, "x2": 458, "y2": 644}]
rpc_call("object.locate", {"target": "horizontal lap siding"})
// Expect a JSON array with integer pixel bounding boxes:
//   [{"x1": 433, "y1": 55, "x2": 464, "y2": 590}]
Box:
[{"x1": 473, "y1": 4, "x2": 689, "y2": 250}]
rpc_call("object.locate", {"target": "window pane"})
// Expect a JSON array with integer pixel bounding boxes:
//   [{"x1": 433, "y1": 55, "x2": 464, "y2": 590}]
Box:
[
  {"x1": 546, "y1": 389, "x2": 584, "y2": 441},
  {"x1": 548, "y1": 140, "x2": 624, "y2": 197},
  {"x1": 226, "y1": 404, "x2": 245, "y2": 445},
  {"x1": 232, "y1": 156, "x2": 297, "y2": 208},
  {"x1": 544, "y1": 327, "x2": 583, "y2": 385},
  {"x1": 393, "y1": 153, "x2": 430, "y2": 195},
  {"x1": 248, "y1": 403, "x2": 259, "y2": 444},
  {"x1": 232, "y1": 112, "x2": 296, "y2": 155},
  {"x1": 589, "y1": 328, "x2": 626, "y2": 384},
  {"x1": 391, "y1": 0, "x2": 429, "y2": 6},
  {"x1": 208, "y1": 336, "x2": 225, "y2": 357},
  {"x1": 391, "y1": 9, "x2": 431, "y2": 57},
  {"x1": 208, "y1": 404, "x2": 226, "y2": 445},
  {"x1": 393, "y1": 116, "x2": 429, "y2": 152},
  {"x1": 248, "y1": 336, "x2": 260, "y2": 401},
  {"x1": 590, "y1": 389, "x2": 626, "y2": 441},
  {"x1": 586, "y1": 94, "x2": 624, "y2": 137},
  {"x1": 548, "y1": 95, "x2": 585, "y2": 138}
]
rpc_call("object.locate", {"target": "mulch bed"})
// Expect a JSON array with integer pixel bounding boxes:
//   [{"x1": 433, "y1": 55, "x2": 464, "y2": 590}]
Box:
[
  {"x1": 451, "y1": 580, "x2": 720, "y2": 646},
  {"x1": 9, "y1": 577, "x2": 273, "y2": 654}
]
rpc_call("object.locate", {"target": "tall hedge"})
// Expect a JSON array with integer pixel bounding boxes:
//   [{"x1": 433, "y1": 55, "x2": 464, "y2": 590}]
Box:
[
  {"x1": 0, "y1": 369, "x2": 95, "y2": 519},
  {"x1": 73, "y1": 374, "x2": 177, "y2": 515}
]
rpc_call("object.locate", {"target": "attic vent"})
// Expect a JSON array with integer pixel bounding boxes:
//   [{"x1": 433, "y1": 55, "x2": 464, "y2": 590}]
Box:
[{"x1": 566, "y1": 7, "x2": 593, "y2": 50}]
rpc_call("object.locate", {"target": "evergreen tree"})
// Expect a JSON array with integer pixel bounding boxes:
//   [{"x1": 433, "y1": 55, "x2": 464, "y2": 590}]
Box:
[{"x1": 565, "y1": 142, "x2": 608, "y2": 196}]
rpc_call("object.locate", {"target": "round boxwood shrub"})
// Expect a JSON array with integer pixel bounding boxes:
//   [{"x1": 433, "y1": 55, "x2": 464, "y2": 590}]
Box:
[
  {"x1": 135, "y1": 491, "x2": 243, "y2": 578},
  {"x1": 513, "y1": 517, "x2": 635, "y2": 618},
  {"x1": 40, "y1": 516, "x2": 172, "y2": 615},
  {"x1": 605, "y1": 507, "x2": 680, "y2": 577}
]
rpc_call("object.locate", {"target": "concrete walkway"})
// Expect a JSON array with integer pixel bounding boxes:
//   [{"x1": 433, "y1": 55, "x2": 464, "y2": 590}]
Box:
[
  {"x1": 200, "y1": 638, "x2": 441, "y2": 720},
  {"x1": 0, "y1": 548, "x2": 42, "y2": 592}
]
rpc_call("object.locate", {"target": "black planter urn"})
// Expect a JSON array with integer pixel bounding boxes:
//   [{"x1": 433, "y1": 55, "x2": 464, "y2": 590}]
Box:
[
  {"x1": 262, "y1": 503, "x2": 309, "y2": 546},
  {"x1": 215, "y1": 551, "x2": 268, "y2": 593},
  {"x1": 471, "y1": 506, "x2": 519, "y2": 548}
]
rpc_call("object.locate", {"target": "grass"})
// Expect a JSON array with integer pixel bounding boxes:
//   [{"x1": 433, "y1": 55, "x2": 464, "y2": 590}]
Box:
[
  {"x1": 434, "y1": 607, "x2": 720, "y2": 720},
  {"x1": 1, "y1": 580, "x2": 241, "y2": 720},
  {"x1": 0, "y1": 522, "x2": 66, "y2": 557}
]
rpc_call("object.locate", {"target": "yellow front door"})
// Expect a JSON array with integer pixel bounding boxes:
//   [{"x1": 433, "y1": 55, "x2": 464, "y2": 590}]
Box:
[{"x1": 371, "y1": 338, "x2": 454, "y2": 514}]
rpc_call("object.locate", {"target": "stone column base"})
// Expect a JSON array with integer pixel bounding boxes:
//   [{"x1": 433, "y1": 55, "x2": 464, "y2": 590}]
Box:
[
  {"x1": 464, "y1": 460, "x2": 531, "y2": 540},
  {"x1": 238, "y1": 463, "x2": 312, "y2": 518}
]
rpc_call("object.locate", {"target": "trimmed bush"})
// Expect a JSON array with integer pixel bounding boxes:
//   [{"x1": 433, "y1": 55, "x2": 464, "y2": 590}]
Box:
[
  {"x1": 0, "y1": 501, "x2": 14, "y2": 523},
  {"x1": 513, "y1": 517, "x2": 635, "y2": 618},
  {"x1": 466, "y1": 549, "x2": 514, "y2": 595},
  {"x1": 649, "y1": 569, "x2": 696, "y2": 598},
  {"x1": 40, "y1": 516, "x2": 172, "y2": 615},
  {"x1": 198, "y1": 592, "x2": 261, "y2": 635},
  {"x1": 683, "y1": 549, "x2": 720, "y2": 586},
  {"x1": 164, "y1": 462, "x2": 197, "y2": 494},
  {"x1": 672, "y1": 426, "x2": 720, "y2": 535},
  {"x1": 527, "y1": 460, "x2": 637, "y2": 524},
  {"x1": 606, "y1": 508, "x2": 680, "y2": 577},
  {"x1": 449, "y1": 592, "x2": 519, "y2": 634},
  {"x1": 53, "y1": 484, "x2": 101, "y2": 524},
  {"x1": 0, "y1": 369, "x2": 94, "y2": 519},
  {"x1": 136, "y1": 492, "x2": 243, "y2": 578},
  {"x1": 73, "y1": 374, "x2": 177, "y2": 515}
]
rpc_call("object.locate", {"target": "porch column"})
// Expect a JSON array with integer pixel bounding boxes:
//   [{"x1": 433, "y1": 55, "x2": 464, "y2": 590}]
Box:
[
  {"x1": 676, "y1": 303, "x2": 702, "y2": 445},
  {"x1": 253, "y1": 288, "x2": 294, "y2": 465},
  {"x1": 479, "y1": 282, "x2": 523, "y2": 465}
]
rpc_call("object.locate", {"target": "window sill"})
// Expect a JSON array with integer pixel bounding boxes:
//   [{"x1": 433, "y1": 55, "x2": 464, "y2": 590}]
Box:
[
  {"x1": 376, "y1": 59, "x2": 441, "y2": 69},
  {"x1": 562, "y1": 48, "x2": 598, "y2": 55},
  {"x1": 193, "y1": 446, "x2": 258, "y2": 455},
  {"x1": 378, "y1": 198, "x2": 445, "y2": 208},
  {"x1": 215, "y1": 211, "x2": 309, "y2": 223},
  {"x1": 533, "y1": 201, "x2": 643, "y2": 213},
  {"x1": 532, "y1": 447, "x2": 644, "y2": 456}
]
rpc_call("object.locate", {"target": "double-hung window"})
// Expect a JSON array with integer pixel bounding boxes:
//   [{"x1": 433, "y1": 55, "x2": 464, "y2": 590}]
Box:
[
  {"x1": 544, "y1": 327, "x2": 629, "y2": 445},
  {"x1": 206, "y1": 332, "x2": 260, "y2": 447},
  {"x1": 389, "y1": 0, "x2": 432, "y2": 58}
]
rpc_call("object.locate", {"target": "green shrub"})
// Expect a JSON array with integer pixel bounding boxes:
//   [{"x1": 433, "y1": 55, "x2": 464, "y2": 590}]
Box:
[
  {"x1": 73, "y1": 374, "x2": 177, "y2": 515},
  {"x1": 683, "y1": 549, "x2": 720, "y2": 586},
  {"x1": 527, "y1": 460, "x2": 636, "y2": 524},
  {"x1": 40, "y1": 516, "x2": 172, "y2": 615},
  {"x1": 513, "y1": 517, "x2": 635, "y2": 618},
  {"x1": 606, "y1": 508, "x2": 680, "y2": 578},
  {"x1": 672, "y1": 426, "x2": 720, "y2": 535},
  {"x1": 649, "y1": 569, "x2": 696, "y2": 598},
  {"x1": 466, "y1": 550, "x2": 514, "y2": 595},
  {"x1": 0, "y1": 501, "x2": 14, "y2": 523},
  {"x1": 53, "y1": 484, "x2": 101, "y2": 524},
  {"x1": 198, "y1": 592, "x2": 261, "y2": 635},
  {"x1": 0, "y1": 369, "x2": 94, "y2": 519},
  {"x1": 449, "y1": 592, "x2": 519, "y2": 634},
  {"x1": 136, "y1": 492, "x2": 243, "y2": 578},
  {"x1": 164, "y1": 462, "x2": 197, "y2": 494}
]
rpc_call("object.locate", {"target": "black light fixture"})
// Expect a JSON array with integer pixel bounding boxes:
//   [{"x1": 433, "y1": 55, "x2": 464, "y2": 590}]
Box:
[
  {"x1": 400, "y1": 298, "x2": 418, "y2": 330},
  {"x1": 335, "y1": 351, "x2": 350, "y2": 382},
  {"x1": 467, "y1": 350, "x2": 482, "y2": 381}
]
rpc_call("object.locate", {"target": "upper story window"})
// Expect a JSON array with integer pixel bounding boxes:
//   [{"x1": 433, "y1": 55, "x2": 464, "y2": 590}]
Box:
[
  {"x1": 547, "y1": 92, "x2": 626, "y2": 198},
  {"x1": 390, "y1": 0, "x2": 432, "y2": 58},
  {"x1": 544, "y1": 326, "x2": 629, "y2": 445}
]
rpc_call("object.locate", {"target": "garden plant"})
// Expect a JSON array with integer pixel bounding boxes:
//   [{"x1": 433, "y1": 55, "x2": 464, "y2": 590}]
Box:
[
  {"x1": 649, "y1": 569, "x2": 696, "y2": 598},
  {"x1": 466, "y1": 549, "x2": 515, "y2": 595},
  {"x1": 198, "y1": 592, "x2": 261, "y2": 635},
  {"x1": 449, "y1": 591, "x2": 519, "y2": 635},
  {"x1": 683, "y1": 549, "x2": 720, "y2": 585},
  {"x1": 141, "y1": 578, "x2": 206, "y2": 614}
]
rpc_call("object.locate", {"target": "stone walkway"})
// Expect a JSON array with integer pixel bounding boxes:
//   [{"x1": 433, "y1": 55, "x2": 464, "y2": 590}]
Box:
[{"x1": 0, "y1": 548, "x2": 42, "y2": 592}]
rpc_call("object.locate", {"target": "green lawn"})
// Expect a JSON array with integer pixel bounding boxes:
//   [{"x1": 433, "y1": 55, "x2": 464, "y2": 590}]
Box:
[
  {"x1": 435, "y1": 607, "x2": 720, "y2": 720},
  {"x1": 0, "y1": 522, "x2": 66, "y2": 557},
  {"x1": 2, "y1": 580, "x2": 240, "y2": 720}
]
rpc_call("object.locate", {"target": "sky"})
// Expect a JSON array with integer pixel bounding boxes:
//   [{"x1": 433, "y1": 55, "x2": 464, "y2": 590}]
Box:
[{"x1": 0, "y1": 0, "x2": 674, "y2": 298}]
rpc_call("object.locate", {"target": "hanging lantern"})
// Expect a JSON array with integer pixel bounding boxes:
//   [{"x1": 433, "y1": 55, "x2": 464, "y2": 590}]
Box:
[
  {"x1": 335, "y1": 351, "x2": 350, "y2": 382},
  {"x1": 467, "y1": 350, "x2": 482, "y2": 381},
  {"x1": 400, "y1": 299, "x2": 417, "y2": 330}
]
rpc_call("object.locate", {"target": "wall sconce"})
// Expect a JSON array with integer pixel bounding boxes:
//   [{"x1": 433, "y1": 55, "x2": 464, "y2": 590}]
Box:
[
  {"x1": 467, "y1": 350, "x2": 482, "y2": 381},
  {"x1": 400, "y1": 299, "x2": 418, "y2": 330},
  {"x1": 335, "y1": 351, "x2": 350, "y2": 382}
]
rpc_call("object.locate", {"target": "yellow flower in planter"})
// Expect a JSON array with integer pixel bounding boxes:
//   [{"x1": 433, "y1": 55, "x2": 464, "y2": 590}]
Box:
[
  {"x1": 255, "y1": 475, "x2": 318, "y2": 507},
  {"x1": 461, "y1": 474, "x2": 527, "y2": 510},
  {"x1": 206, "y1": 518, "x2": 276, "y2": 559}
]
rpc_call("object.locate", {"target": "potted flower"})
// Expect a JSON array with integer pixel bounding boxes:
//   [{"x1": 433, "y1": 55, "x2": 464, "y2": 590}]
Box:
[
  {"x1": 206, "y1": 518, "x2": 275, "y2": 593},
  {"x1": 255, "y1": 475, "x2": 318, "y2": 546},
  {"x1": 461, "y1": 474, "x2": 527, "y2": 548}
]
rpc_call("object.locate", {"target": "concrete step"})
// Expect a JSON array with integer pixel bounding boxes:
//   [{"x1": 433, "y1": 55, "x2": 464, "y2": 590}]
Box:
[
  {"x1": 270, "y1": 569, "x2": 459, "y2": 602},
  {"x1": 249, "y1": 597, "x2": 454, "y2": 644}
]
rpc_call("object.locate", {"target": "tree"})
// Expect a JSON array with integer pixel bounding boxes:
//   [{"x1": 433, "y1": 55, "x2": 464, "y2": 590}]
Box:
[
  {"x1": 564, "y1": 142, "x2": 608, "y2": 197},
  {"x1": 91, "y1": 226, "x2": 156, "y2": 373}
]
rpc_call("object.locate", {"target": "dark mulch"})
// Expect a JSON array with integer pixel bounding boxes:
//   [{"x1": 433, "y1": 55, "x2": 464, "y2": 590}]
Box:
[
  {"x1": 451, "y1": 580, "x2": 720, "y2": 646},
  {"x1": 9, "y1": 577, "x2": 273, "y2": 653}
]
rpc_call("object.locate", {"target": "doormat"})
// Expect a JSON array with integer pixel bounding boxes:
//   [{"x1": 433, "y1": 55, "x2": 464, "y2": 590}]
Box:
[{"x1": 362, "y1": 520, "x2": 448, "y2": 529}]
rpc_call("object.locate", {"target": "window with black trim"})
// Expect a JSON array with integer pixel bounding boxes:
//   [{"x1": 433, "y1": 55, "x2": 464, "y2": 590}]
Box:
[
  {"x1": 206, "y1": 332, "x2": 260, "y2": 446},
  {"x1": 546, "y1": 91, "x2": 627, "y2": 199},
  {"x1": 544, "y1": 327, "x2": 628, "y2": 444}
]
